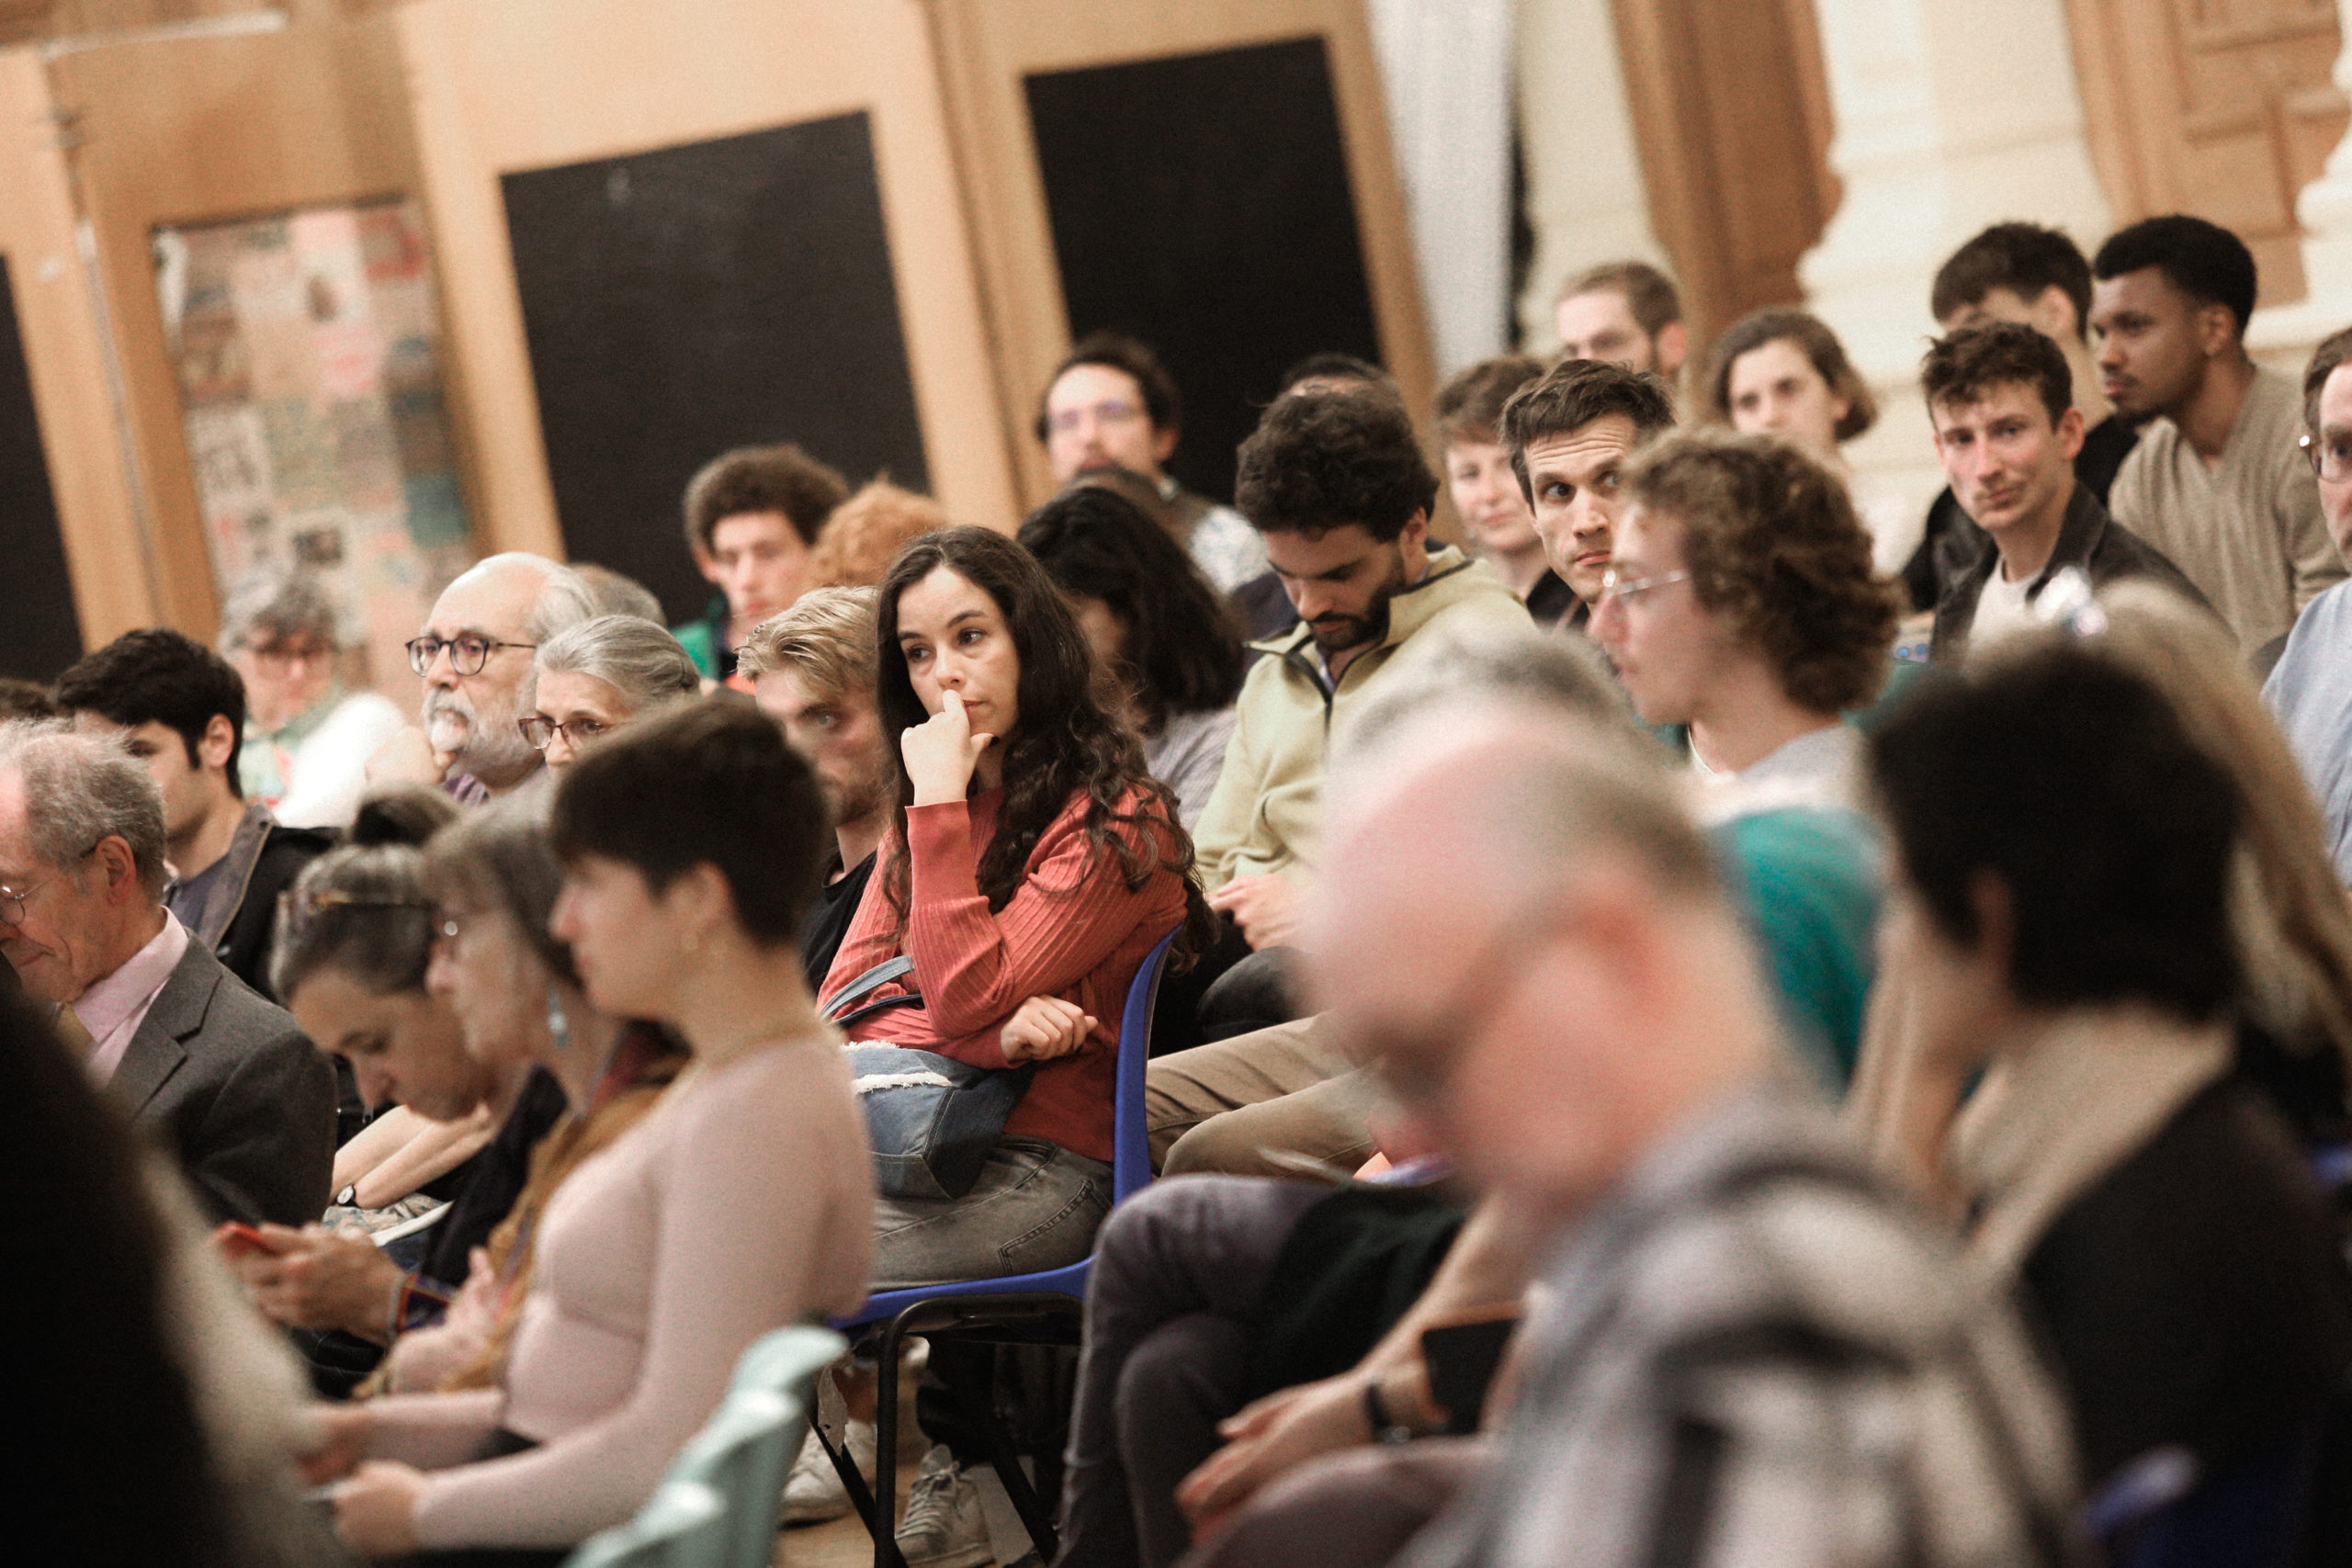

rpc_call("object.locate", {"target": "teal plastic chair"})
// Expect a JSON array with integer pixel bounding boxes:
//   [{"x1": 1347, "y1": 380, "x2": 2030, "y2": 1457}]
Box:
[
  {"x1": 567, "y1": 1325, "x2": 846, "y2": 1568},
  {"x1": 566, "y1": 1481, "x2": 729, "y2": 1568}
]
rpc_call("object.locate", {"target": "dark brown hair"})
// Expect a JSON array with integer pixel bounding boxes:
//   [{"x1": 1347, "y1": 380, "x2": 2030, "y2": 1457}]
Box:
[
  {"x1": 873, "y1": 527, "x2": 1216, "y2": 957},
  {"x1": 1623, "y1": 429, "x2": 1901, "y2": 714},
  {"x1": 1556, "y1": 260, "x2": 1683, "y2": 335},
  {"x1": 1234, "y1": 389, "x2": 1437, "y2": 543},
  {"x1": 1434, "y1": 355, "x2": 1546, "y2": 447},
  {"x1": 681, "y1": 443, "x2": 849, "y2": 558},
  {"x1": 1035, "y1": 331, "x2": 1183, "y2": 442},
  {"x1": 1931, "y1": 221, "x2": 2093, "y2": 333},
  {"x1": 1703, "y1": 307, "x2": 1876, "y2": 442},
  {"x1": 1921, "y1": 321, "x2": 2074, "y2": 427},
  {"x1": 1498, "y1": 357, "x2": 1678, "y2": 504}
]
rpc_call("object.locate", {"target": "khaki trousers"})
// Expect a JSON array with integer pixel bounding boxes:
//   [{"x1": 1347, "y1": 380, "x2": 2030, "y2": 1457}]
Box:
[{"x1": 1143, "y1": 1014, "x2": 1385, "y2": 1178}]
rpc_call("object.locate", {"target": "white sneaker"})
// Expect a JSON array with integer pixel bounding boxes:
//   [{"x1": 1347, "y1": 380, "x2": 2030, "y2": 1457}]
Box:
[
  {"x1": 894, "y1": 1444, "x2": 992, "y2": 1568},
  {"x1": 783, "y1": 1419, "x2": 876, "y2": 1526}
]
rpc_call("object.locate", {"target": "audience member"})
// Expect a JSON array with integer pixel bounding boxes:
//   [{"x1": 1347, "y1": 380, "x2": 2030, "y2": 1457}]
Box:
[
  {"x1": 1909, "y1": 222, "x2": 2137, "y2": 613},
  {"x1": 53, "y1": 628, "x2": 333, "y2": 1002},
  {"x1": 1704, "y1": 306, "x2": 1917, "y2": 573},
  {"x1": 2097, "y1": 214, "x2": 2344, "y2": 653},
  {"x1": 669, "y1": 443, "x2": 848, "y2": 679},
  {"x1": 402, "y1": 801, "x2": 686, "y2": 1395},
  {"x1": 818, "y1": 527, "x2": 1209, "y2": 1564},
  {"x1": 809, "y1": 477, "x2": 948, "y2": 589},
  {"x1": 304, "y1": 699, "x2": 870, "y2": 1561},
  {"x1": 1191, "y1": 389, "x2": 1531, "y2": 953},
  {"x1": 2, "y1": 975, "x2": 334, "y2": 1568},
  {"x1": 0, "y1": 675, "x2": 55, "y2": 720},
  {"x1": 1868, "y1": 645, "x2": 2352, "y2": 1508},
  {"x1": 1496, "y1": 356, "x2": 1677, "y2": 627},
  {"x1": 1180, "y1": 690, "x2": 2075, "y2": 1568},
  {"x1": 2269, "y1": 325, "x2": 2352, "y2": 883},
  {"x1": 1923, "y1": 322, "x2": 2205, "y2": 660},
  {"x1": 1593, "y1": 429, "x2": 1900, "y2": 797},
  {"x1": 377, "y1": 552, "x2": 597, "y2": 803},
  {"x1": 1432, "y1": 355, "x2": 1576, "y2": 627},
  {"x1": 1551, "y1": 259, "x2": 1687, "y2": 378},
  {"x1": 0, "y1": 720, "x2": 334, "y2": 1224},
  {"x1": 1038, "y1": 331, "x2": 1269, "y2": 593},
  {"x1": 739, "y1": 586, "x2": 893, "y2": 989},
  {"x1": 522, "y1": 614, "x2": 701, "y2": 775},
  {"x1": 1277, "y1": 352, "x2": 1400, "y2": 400},
  {"x1": 1020, "y1": 484, "x2": 1248, "y2": 830},
  {"x1": 219, "y1": 568, "x2": 405, "y2": 830},
  {"x1": 240, "y1": 798, "x2": 528, "y2": 1393},
  {"x1": 570, "y1": 562, "x2": 667, "y2": 626}
]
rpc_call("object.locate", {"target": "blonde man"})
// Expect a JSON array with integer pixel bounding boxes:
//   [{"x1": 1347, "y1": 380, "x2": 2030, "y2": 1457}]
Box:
[{"x1": 739, "y1": 587, "x2": 889, "y2": 989}]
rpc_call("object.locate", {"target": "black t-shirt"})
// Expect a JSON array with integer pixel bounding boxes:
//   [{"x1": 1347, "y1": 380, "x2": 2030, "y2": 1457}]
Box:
[
  {"x1": 416, "y1": 1066, "x2": 570, "y2": 1290},
  {"x1": 2018, "y1": 1076, "x2": 2352, "y2": 1489},
  {"x1": 1525, "y1": 570, "x2": 1579, "y2": 630},
  {"x1": 801, "y1": 850, "x2": 877, "y2": 993}
]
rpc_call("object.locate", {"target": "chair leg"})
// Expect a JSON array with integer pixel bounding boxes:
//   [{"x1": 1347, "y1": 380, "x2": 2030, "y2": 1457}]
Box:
[
  {"x1": 872, "y1": 1316, "x2": 911, "y2": 1568},
  {"x1": 811, "y1": 1419, "x2": 884, "y2": 1541},
  {"x1": 972, "y1": 1361, "x2": 1060, "y2": 1563}
]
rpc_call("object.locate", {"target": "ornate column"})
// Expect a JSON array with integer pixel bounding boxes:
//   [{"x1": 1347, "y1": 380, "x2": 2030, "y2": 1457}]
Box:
[
  {"x1": 1798, "y1": 0, "x2": 2111, "y2": 510},
  {"x1": 1511, "y1": 0, "x2": 1669, "y2": 353},
  {"x1": 2249, "y1": 0, "x2": 2352, "y2": 369}
]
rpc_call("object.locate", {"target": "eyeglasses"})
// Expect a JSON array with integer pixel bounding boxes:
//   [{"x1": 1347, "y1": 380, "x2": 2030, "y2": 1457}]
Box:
[
  {"x1": 2300, "y1": 433, "x2": 2352, "y2": 484},
  {"x1": 0, "y1": 843, "x2": 100, "y2": 926},
  {"x1": 1046, "y1": 398, "x2": 1148, "y2": 436},
  {"x1": 406, "y1": 635, "x2": 536, "y2": 677},
  {"x1": 1598, "y1": 567, "x2": 1692, "y2": 604},
  {"x1": 520, "y1": 714, "x2": 614, "y2": 751}
]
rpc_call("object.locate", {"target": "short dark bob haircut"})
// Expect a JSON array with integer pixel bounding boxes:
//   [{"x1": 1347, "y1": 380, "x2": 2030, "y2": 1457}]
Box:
[
  {"x1": 550, "y1": 695, "x2": 827, "y2": 948},
  {"x1": 1869, "y1": 643, "x2": 2242, "y2": 1021},
  {"x1": 1018, "y1": 486, "x2": 1246, "y2": 733},
  {"x1": 1234, "y1": 387, "x2": 1437, "y2": 542}
]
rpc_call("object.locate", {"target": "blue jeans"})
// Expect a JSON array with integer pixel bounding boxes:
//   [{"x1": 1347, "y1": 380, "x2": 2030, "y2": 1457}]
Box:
[{"x1": 869, "y1": 1135, "x2": 1112, "y2": 1290}]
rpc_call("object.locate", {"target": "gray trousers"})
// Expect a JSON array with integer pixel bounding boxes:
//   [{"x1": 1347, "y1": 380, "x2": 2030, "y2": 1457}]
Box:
[
  {"x1": 1180, "y1": 1439, "x2": 1486, "y2": 1568},
  {"x1": 1144, "y1": 1015, "x2": 1385, "y2": 1178},
  {"x1": 1057, "y1": 1175, "x2": 1330, "y2": 1568},
  {"x1": 870, "y1": 1135, "x2": 1113, "y2": 1290}
]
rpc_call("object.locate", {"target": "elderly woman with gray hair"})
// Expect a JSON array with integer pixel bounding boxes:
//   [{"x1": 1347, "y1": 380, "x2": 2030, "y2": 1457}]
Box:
[
  {"x1": 521, "y1": 615, "x2": 702, "y2": 774},
  {"x1": 220, "y1": 568, "x2": 406, "y2": 830}
]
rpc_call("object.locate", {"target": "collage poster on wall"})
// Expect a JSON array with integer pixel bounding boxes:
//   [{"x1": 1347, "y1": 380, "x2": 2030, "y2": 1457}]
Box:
[{"x1": 154, "y1": 198, "x2": 472, "y2": 704}]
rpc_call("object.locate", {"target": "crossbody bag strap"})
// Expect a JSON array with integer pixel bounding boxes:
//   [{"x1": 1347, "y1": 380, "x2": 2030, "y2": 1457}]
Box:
[{"x1": 821, "y1": 956, "x2": 920, "y2": 1025}]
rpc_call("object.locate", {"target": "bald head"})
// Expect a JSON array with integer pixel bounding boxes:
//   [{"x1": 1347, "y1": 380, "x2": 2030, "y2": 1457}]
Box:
[
  {"x1": 1306, "y1": 705, "x2": 1773, "y2": 1216},
  {"x1": 418, "y1": 553, "x2": 595, "y2": 789}
]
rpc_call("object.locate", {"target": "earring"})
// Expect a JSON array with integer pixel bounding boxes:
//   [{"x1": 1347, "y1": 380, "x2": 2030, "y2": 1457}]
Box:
[{"x1": 547, "y1": 989, "x2": 571, "y2": 1053}]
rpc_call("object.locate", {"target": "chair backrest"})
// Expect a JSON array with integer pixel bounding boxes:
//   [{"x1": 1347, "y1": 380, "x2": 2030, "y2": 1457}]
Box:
[
  {"x1": 1113, "y1": 930, "x2": 1180, "y2": 1202},
  {"x1": 568, "y1": 1326, "x2": 844, "y2": 1568},
  {"x1": 565, "y1": 1480, "x2": 728, "y2": 1568}
]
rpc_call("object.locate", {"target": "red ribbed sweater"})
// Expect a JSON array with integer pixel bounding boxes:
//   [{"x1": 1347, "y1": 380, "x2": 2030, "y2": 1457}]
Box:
[{"x1": 820, "y1": 786, "x2": 1188, "y2": 1165}]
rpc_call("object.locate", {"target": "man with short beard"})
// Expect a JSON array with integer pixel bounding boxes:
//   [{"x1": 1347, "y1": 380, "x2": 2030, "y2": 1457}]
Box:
[
  {"x1": 371, "y1": 553, "x2": 597, "y2": 803},
  {"x1": 1190, "y1": 389, "x2": 1532, "y2": 955}
]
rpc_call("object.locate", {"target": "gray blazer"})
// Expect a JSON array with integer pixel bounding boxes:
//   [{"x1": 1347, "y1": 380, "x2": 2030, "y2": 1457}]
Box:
[{"x1": 111, "y1": 940, "x2": 335, "y2": 1226}]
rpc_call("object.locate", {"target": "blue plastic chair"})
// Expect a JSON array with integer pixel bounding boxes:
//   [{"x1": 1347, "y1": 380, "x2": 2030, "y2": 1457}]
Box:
[
  {"x1": 824, "y1": 929, "x2": 1178, "y2": 1568},
  {"x1": 567, "y1": 1325, "x2": 845, "y2": 1568}
]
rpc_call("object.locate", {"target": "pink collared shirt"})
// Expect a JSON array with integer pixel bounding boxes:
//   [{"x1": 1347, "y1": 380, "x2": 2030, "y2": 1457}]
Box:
[{"x1": 78, "y1": 911, "x2": 190, "y2": 1085}]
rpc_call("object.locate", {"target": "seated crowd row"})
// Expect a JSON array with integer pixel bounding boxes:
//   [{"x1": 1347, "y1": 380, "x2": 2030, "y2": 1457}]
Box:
[{"x1": 7, "y1": 206, "x2": 2352, "y2": 1568}]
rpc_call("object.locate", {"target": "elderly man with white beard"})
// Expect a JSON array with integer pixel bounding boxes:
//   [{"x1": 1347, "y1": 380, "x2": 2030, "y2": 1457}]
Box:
[{"x1": 369, "y1": 553, "x2": 597, "y2": 803}]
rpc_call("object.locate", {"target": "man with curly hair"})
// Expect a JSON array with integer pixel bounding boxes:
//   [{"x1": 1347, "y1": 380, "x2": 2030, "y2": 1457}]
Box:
[
  {"x1": 1924, "y1": 322, "x2": 2207, "y2": 661},
  {"x1": 1593, "y1": 429, "x2": 1901, "y2": 800},
  {"x1": 1190, "y1": 389, "x2": 1532, "y2": 952}
]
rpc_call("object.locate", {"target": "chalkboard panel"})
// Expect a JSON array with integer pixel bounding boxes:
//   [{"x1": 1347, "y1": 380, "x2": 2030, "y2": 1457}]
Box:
[
  {"x1": 0, "y1": 258, "x2": 85, "y2": 682},
  {"x1": 502, "y1": 113, "x2": 928, "y2": 623},
  {"x1": 1024, "y1": 37, "x2": 1383, "y2": 506}
]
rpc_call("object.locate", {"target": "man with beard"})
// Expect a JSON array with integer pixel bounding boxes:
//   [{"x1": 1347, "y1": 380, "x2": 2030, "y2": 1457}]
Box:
[
  {"x1": 372, "y1": 553, "x2": 597, "y2": 803},
  {"x1": 1191, "y1": 389, "x2": 1532, "y2": 954},
  {"x1": 738, "y1": 586, "x2": 891, "y2": 989}
]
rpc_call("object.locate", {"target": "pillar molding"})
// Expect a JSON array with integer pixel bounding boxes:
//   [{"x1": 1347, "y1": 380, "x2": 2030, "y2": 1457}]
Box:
[
  {"x1": 2248, "y1": 0, "x2": 2352, "y2": 368},
  {"x1": 1511, "y1": 0, "x2": 1668, "y2": 352},
  {"x1": 1798, "y1": 0, "x2": 2110, "y2": 507}
]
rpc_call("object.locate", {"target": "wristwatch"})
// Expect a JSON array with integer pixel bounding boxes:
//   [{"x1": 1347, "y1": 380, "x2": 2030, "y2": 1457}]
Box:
[{"x1": 1363, "y1": 1376, "x2": 1419, "y2": 1446}]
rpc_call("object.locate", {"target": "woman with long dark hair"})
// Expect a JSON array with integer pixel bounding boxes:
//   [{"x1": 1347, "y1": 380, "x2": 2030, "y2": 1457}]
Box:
[
  {"x1": 819, "y1": 526, "x2": 1211, "y2": 1559},
  {"x1": 1020, "y1": 485, "x2": 1247, "y2": 830}
]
